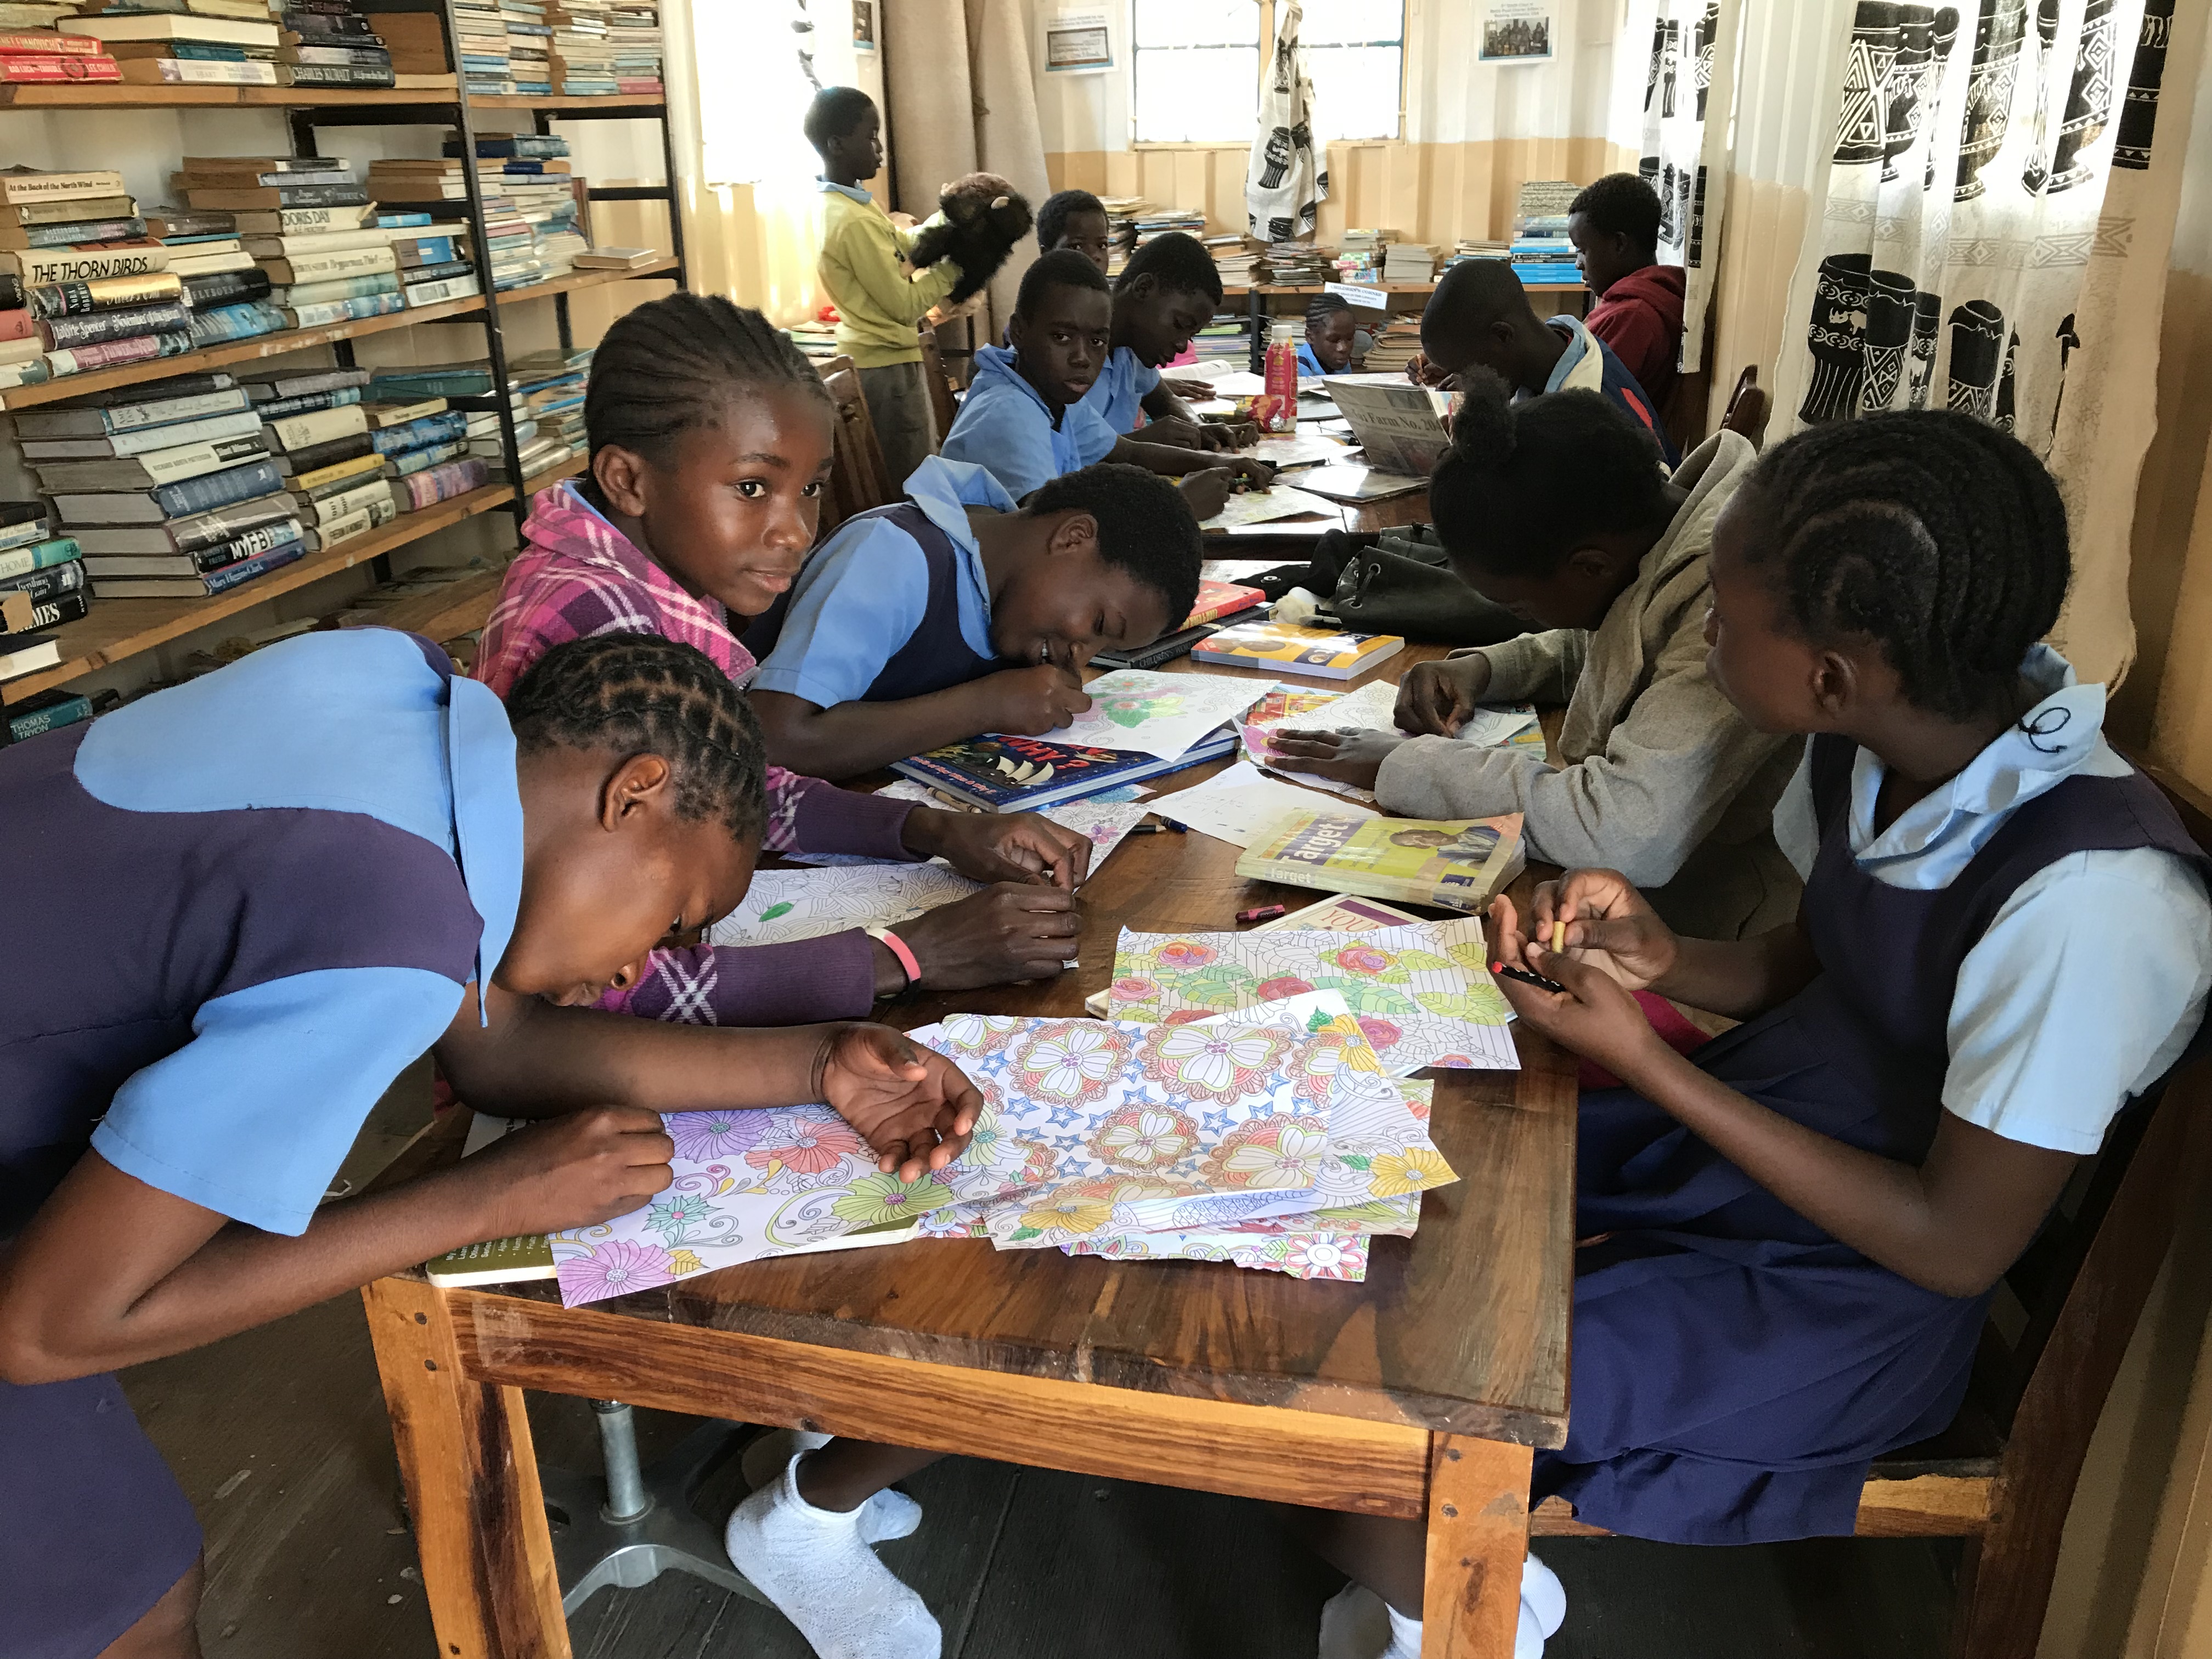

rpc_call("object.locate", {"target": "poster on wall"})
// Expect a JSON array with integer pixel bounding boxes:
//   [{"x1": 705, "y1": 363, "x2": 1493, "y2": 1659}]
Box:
[
  {"x1": 851, "y1": 0, "x2": 874, "y2": 52},
  {"x1": 1045, "y1": 9, "x2": 1113, "y2": 74},
  {"x1": 1480, "y1": 1, "x2": 1554, "y2": 63}
]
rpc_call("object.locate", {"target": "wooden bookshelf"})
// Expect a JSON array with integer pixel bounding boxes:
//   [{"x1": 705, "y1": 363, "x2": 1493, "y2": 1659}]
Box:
[
  {"x1": 368, "y1": 565, "x2": 505, "y2": 646},
  {"x1": 499, "y1": 257, "x2": 679, "y2": 300},
  {"x1": 521, "y1": 452, "x2": 587, "y2": 495},
  {"x1": 0, "y1": 86, "x2": 664, "y2": 113},
  {"x1": 0, "y1": 482, "x2": 514, "y2": 706},
  {"x1": 0, "y1": 294, "x2": 488, "y2": 411}
]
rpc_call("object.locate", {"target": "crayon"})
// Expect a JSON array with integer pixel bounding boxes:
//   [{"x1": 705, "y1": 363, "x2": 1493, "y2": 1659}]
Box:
[
  {"x1": 1236, "y1": 904, "x2": 1289, "y2": 924},
  {"x1": 1493, "y1": 960, "x2": 1567, "y2": 995},
  {"x1": 1551, "y1": 920, "x2": 1566, "y2": 955}
]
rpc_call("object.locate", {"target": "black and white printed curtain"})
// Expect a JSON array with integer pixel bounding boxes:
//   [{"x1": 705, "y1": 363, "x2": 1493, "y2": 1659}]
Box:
[
  {"x1": 1769, "y1": 0, "x2": 2174, "y2": 453},
  {"x1": 1634, "y1": 0, "x2": 1741, "y2": 374},
  {"x1": 1245, "y1": 0, "x2": 1329, "y2": 242}
]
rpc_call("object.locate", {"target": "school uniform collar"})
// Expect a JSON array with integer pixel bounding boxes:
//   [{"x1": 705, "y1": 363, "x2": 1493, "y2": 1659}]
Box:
[
  {"x1": 973, "y1": 342, "x2": 1068, "y2": 429},
  {"x1": 1846, "y1": 645, "x2": 2121, "y2": 873},
  {"x1": 817, "y1": 177, "x2": 875, "y2": 204},
  {"x1": 448, "y1": 673, "x2": 524, "y2": 1024}
]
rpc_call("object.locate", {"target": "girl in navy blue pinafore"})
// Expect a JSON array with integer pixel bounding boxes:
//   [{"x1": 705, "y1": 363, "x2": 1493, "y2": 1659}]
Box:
[{"x1": 1306, "y1": 411, "x2": 2212, "y2": 1659}]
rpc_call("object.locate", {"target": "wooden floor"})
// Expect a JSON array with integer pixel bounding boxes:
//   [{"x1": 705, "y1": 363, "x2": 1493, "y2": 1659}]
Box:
[{"x1": 123, "y1": 1291, "x2": 1962, "y2": 1659}]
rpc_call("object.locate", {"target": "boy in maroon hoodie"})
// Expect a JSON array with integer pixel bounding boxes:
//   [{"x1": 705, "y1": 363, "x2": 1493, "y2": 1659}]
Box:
[{"x1": 1568, "y1": 172, "x2": 1686, "y2": 413}]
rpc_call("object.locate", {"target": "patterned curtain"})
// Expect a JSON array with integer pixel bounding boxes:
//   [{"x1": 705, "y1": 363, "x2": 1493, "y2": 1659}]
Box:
[
  {"x1": 1245, "y1": 0, "x2": 1329, "y2": 242},
  {"x1": 1632, "y1": 0, "x2": 1743, "y2": 373},
  {"x1": 1766, "y1": 0, "x2": 2168, "y2": 453}
]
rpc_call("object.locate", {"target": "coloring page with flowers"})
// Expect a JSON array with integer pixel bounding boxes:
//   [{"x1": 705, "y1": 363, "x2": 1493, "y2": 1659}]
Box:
[
  {"x1": 1108, "y1": 917, "x2": 1519, "y2": 1072},
  {"x1": 782, "y1": 792, "x2": 1152, "y2": 869},
  {"x1": 1028, "y1": 668, "x2": 1278, "y2": 761},
  {"x1": 549, "y1": 1104, "x2": 960, "y2": 1308},
  {"x1": 1240, "y1": 680, "x2": 1544, "y2": 806}
]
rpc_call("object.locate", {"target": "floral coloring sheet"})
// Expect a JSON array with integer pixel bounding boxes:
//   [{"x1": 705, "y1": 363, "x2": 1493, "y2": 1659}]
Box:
[
  {"x1": 550, "y1": 1104, "x2": 954, "y2": 1307},
  {"x1": 1109, "y1": 916, "x2": 1520, "y2": 1072},
  {"x1": 782, "y1": 792, "x2": 1152, "y2": 868},
  {"x1": 1034, "y1": 668, "x2": 1278, "y2": 761},
  {"x1": 1149, "y1": 759, "x2": 1376, "y2": 847},
  {"x1": 1242, "y1": 680, "x2": 1542, "y2": 805}
]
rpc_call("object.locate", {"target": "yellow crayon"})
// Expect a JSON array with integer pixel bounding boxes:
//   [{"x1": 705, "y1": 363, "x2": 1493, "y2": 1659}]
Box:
[{"x1": 1551, "y1": 920, "x2": 1566, "y2": 956}]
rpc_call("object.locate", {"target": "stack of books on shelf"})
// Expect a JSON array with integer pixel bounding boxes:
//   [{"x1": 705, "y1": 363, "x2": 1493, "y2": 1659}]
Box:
[
  {"x1": 0, "y1": 498, "x2": 88, "y2": 682},
  {"x1": 606, "y1": 0, "x2": 658, "y2": 93},
  {"x1": 448, "y1": 132, "x2": 585, "y2": 280},
  {"x1": 363, "y1": 8, "x2": 458, "y2": 91},
  {"x1": 479, "y1": 191, "x2": 540, "y2": 287},
  {"x1": 452, "y1": 0, "x2": 511, "y2": 94},
  {"x1": 14, "y1": 369, "x2": 308, "y2": 602},
  {"x1": 1510, "y1": 180, "x2": 1581, "y2": 285},
  {"x1": 56, "y1": 8, "x2": 275, "y2": 88},
  {"x1": 1211, "y1": 240, "x2": 1258, "y2": 289},
  {"x1": 366, "y1": 154, "x2": 465, "y2": 205},
  {"x1": 182, "y1": 157, "x2": 411, "y2": 330},
  {"x1": 545, "y1": 0, "x2": 613, "y2": 94},
  {"x1": 276, "y1": 1, "x2": 396, "y2": 91},
  {"x1": 1098, "y1": 195, "x2": 1143, "y2": 277},
  {"x1": 505, "y1": 345, "x2": 586, "y2": 479},
  {"x1": 1358, "y1": 314, "x2": 1422, "y2": 375},
  {"x1": 0, "y1": 23, "x2": 121, "y2": 87},
  {"x1": 1188, "y1": 312, "x2": 1256, "y2": 371},
  {"x1": 1131, "y1": 205, "x2": 1204, "y2": 251},
  {"x1": 786, "y1": 313, "x2": 837, "y2": 363},
  {"x1": 503, "y1": 0, "x2": 550, "y2": 94},
  {"x1": 0, "y1": 167, "x2": 171, "y2": 391},
  {"x1": 236, "y1": 363, "x2": 395, "y2": 554},
  {"x1": 389, "y1": 216, "x2": 477, "y2": 307},
  {"x1": 1254, "y1": 242, "x2": 1332, "y2": 287},
  {"x1": 1335, "y1": 227, "x2": 1389, "y2": 283},
  {"x1": 7, "y1": 682, "x2": 115, "y2": 743},
  {"x1": 1444, "y1": 236, "x2": 1509, "y2": 271},
  {"x1": 359, "y1": 362, "x2": 492, "y2": 509},
  {"x1": 1384, "y1": 242, "x2": 1437, "y2": 284},
  {"x1": 264, "y1": 387, "x2": 466, "y2": 533}
]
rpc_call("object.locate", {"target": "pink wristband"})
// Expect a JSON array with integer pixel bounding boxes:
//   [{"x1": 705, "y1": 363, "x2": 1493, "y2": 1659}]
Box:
[{"x1": 865, "y1": 927, "x2": 920, "y2": 989}]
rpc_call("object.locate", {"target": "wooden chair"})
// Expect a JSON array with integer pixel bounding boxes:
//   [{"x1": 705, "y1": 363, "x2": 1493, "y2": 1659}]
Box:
[
  {"x1": 1532, "y1": 755, "x2": 2212, "y2": 1659},
  {"x1": 918, "y1": 326, "x2": 962, "y2": 446},
  {"x1": 1719, "y1": 364, "x2": 1771, "y2": 449},
  {"x1": 814, "y1": 353, "x2": 896, "y2": 536}
]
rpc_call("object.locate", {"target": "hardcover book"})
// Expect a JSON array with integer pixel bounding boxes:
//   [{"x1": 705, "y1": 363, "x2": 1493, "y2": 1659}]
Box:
[
  {"x1": 1189, "y1": 620, "x2": 1406, "y2": 681},
  {"x1": 1234, "y1": 810, "x2": 1527, "y2": 914},
  {"x1": 892, "y1": 727, "x2": 1238, "y2": 811}
]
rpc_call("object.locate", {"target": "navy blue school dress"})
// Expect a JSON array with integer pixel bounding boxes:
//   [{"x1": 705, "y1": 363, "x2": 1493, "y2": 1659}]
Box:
[
  {"x1": 1536, "y1": 726, "x2": 2212, "y2": 1545},
  {"x1": 0, "y1": 629, "x2": 521, "y2": 1656}
]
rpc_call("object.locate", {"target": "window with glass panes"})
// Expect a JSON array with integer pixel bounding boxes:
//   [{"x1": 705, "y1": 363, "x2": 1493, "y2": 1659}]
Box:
[{"x1": 1131, "y1": 0, "x2": 1403, "y2": 145}]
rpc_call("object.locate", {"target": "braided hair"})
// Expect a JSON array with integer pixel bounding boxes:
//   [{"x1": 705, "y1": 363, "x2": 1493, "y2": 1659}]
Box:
[
  {"x1": 1739, "y1": 410, "x2": 2070, "y2": 719},
  {"x1": 1429, "y1": 369, "x2": 1672, "y2": 575},
  {"x1": 505, "y1": 633, "x2": 768, "y2": 844},
  {"x1": 583, "y1": 292, "x2": 831, "y2": 474},
  {"x1": 1306, "y1": 292, "x2": 1354, "y2": 332}
]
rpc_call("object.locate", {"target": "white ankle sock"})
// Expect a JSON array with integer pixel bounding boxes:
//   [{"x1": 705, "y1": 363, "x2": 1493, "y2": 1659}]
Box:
[
  {"x1": 724, "y1": 1455, "x2": 940, "y2": 1659},
  {"x1": 1522, "y1": 1550, "x2": 1566, "y2": 1639},
  {"x1": 740, "y1": 1430, "x2": 923, "y2": 1544},
  {"x1": 1316, "y1": 1551, "x2": 1565, "y2": 1659},
  {"x1": 1383, "y1": 1602, "x2": 1422, "y2": 1659}
]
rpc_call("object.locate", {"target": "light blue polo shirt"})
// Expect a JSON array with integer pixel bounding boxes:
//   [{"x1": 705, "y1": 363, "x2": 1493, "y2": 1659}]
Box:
[
  {"x1": 1773, "y1": 645, "x2": 2212, "y2": 1155},
  {"x1": 1076, "y1": 344, "x2": 1162, "y2": 433},
  {"x1": 753, "y1": 456, "x2": 1017, "y2": 709},
  {"x1": 816, "y1": 178, "x2": 873, "y2": 204},
  {"x1": 940, "y1": 344, "x2": 1119, "y2": 501}
]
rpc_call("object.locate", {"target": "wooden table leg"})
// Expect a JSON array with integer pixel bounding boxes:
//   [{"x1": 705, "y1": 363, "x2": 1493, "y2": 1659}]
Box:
[
  {"x1": 362, "y1": 1278, "x2": 571, "y2": 1659},
  {"x1": 1421, "y1": 1434, "x2": 1534, "y2": 1658}
]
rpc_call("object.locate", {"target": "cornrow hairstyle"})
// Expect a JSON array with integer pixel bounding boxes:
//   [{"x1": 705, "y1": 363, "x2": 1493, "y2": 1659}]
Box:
[
  {"x1": 1306, "y1": 292, "x2": 1355, "y2": 331},
  {"x1": 1115, "y1": 229, "x2": 1224, "y2": 307},
  {"x1": 1568, "y1": 172, "x2": 1663, "y2": 254},
  {"x1": 1015, "y1": 247, "x2": 1109, "y2": 318},
  {"x1": 505, "y1": 632, "x2": 768, "y2": 844},
  {"x1": 803, "y1": 85, "x2": 875, "y2": 153},
  {"x1": 1037, "y1": 188, "x2": 1105, "y2": 252},
  {"x1": 584, "y1": 292, "x2": 831, "y2": 474},
  {"x1": 1430, "y1": 369, "x2": 1672, "y2": 577},
  {"x1": 1027, "y1": 461, "x2": 1203, "y2": 627},
  {"x1": 1740, "y1": 410, "x2": 2070, "y2": 720}
]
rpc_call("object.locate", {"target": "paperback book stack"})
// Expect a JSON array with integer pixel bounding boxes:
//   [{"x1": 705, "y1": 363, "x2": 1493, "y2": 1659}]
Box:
[
  {"x1": 276, "y1": 1, "x2": 395, "y2": 90},
  {"x1": 502, "y1": 346, "x2": 587, "y2": 481},
  {"x1": 1210, "y1": 239, "x2": 1258, "y2": 289},
  {"x1": 0, "y1": 269, "x2": 30, "y2": 386},
  {"x1": 1254, "y1": 242, "x2": 1331, "y2": 287},
  {"x1": 606, "y1": 0, "x2": 658, "y2": 93},
  {"x1": 2, "y1": 168, "x2": 158, "y2": 391},
  {"x1": 386, "y1": 215, "x2": 477, "y2": 309},
  {"x1": 447, "y1": 133, "x2": 583, "y2": 281},
  {"x1": 478, "y1": 191, "x2": 544, "y2": 290},
  {"x1": 1131, "y1": 204, "x2": 1204, "y2": 252},
  {"x1": 262, "y1": 391, "x2": 464, "y2": 545},
  {"x1": 503, "y1": 0, "x2": 550, "y2": 93},
  {"x1": 59, "y1": 7, "x2": 276, "y2": 88},
  {"x1": 238, "y1": 362, "x2": 393, "y2": 549},
  {"x1": 1334, "y1": 228, "x2": 1390, "y2": 283},
  {"x1": 362, "y1": 8, "x2": 457, "y2": 90},
  {"x1": 186, "y1": 157, "x2": 407, "y2": 331},
  {"x1": 0, "y1": 24, "x2": 121, "y2": 88},
  {"x1": 359, "y1": 363, "x2": 491, "y2": 512},
  {"x1": 1383, "y1": 242, "x2": 1436, "y2": 284},
  {"x1": 1098, "y1": 195, "x2": 1143, "y2": 278},
  {"x1": 544, "y1": 0, "x2": 613, "y2": 94},
  {"x1": 1509, "y1": 179, "x2": 1581, "y2": 285},
  {"x1": 1443, "y1": 235, "x2": 1509, "y2": 272},
  {"x1": 0, "y1": 498, "x2": 88, "y2": 680},
  {"x1": 17, "y1": 370, "x2": 308, "y2": 602},
  {"x1": 365, "y1": 155, "x2": 465, "y2": 206},
  {"x1": 450, "y1": 0, "x2": 510, "y2": 93}
]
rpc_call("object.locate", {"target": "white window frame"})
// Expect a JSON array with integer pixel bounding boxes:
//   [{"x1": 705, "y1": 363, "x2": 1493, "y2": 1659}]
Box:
[{"x1": 1129, "y1": 0, "x2": 1407, "y2": 149}]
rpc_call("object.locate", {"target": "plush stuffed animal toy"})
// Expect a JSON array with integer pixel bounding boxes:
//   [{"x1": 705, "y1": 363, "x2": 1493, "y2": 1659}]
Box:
[{"x1": 906, "y1": 173, "x2": 1034, "y2": 306}]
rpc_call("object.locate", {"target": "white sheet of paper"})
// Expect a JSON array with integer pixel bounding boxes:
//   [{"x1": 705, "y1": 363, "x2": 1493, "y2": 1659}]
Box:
[
  {"x1": 1151, "y1": 759, "x2": 1375, "y2": 847},
  {"x1": 1200, "y1": 486, "x2": 1345, "y2": 531},
  {"x1": 1246, "y1": 432, "x2": 1353, "y2": 467},
  {"x1": 774, "y1": 797, "x2": 1150, "y2": 886},
  {"x1": 1040, "y1": 668, "x2": 1277, "y2": 761}
]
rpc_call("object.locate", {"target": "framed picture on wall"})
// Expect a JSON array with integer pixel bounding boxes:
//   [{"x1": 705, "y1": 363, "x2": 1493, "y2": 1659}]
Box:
[
  {"x1": 853, "y1": 0, "x2": 875, "y2": 53},
  {"x1": 1480, "y1": 1, "x2": 1554, "y2": 63}
]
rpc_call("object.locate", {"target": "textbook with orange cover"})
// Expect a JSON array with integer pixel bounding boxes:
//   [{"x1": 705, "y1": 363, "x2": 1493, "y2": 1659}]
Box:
[
  {"x1": 1190, "y1": 618, "x2": 1404, "y2": 680},
  {"x1": 1182, "y1": 577, "x2": 1265, "y2": 627},
  {"x1": 1235, "y1": 809, "x2": 1525, "y2": 912}
]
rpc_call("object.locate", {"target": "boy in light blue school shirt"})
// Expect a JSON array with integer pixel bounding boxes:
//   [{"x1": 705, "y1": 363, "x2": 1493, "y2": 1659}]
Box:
[
  {"x1": 1771, "y1": 643, "x2": 2212, "y2": 1156},
  {"x1": 941, "y1": 343, "x2": 1120, "y2": 501}
]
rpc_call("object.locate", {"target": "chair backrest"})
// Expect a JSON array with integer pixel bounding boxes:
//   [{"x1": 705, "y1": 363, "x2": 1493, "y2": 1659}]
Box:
[
  {"x1": 1964, "y1": 754, "x2": 2212, "y2": 1457},
  {"x1": 814, "y1": 354, "x2": 895, "y2": 537},
  {"x1": 1720, "y1": 365, "x2": 1771, "y2": 449},
  {"x1": 918, "y1": 328, "x2": 961, "y2": 443}
]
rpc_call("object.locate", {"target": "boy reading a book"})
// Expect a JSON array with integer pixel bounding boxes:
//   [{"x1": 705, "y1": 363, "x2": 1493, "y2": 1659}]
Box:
[
  {"x1": 940, "y1": 250, "x2": 1271, "y2": 516},
  {"x1": 1036, "y1": 187, "x2": 1112, "y2": 272},
  {"x1": 1272, "y1": 374, "x2": 1798, "y2": 940},
  {"x1": 1569, "y1": 172, "x2": 1686, "y2": 413},
  {"x1": 807, "y1": 86, "x2": 960, "y2": 489},
  {"x1": 0, "y1": 629, "x2": 981, "y2": 1659},
  {"x1": 1407, "y1": 257, "x2": 1678, "y2": 466},
  {"x1": 748, "y1": 457, "x2": 1203, "y2": 779},
  {"x1": 1080, "y1": 230, "x2": 1245, "y2": 451}
]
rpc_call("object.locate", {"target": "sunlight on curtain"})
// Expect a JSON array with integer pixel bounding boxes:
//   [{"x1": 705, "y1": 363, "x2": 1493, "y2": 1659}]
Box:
[{"x1": 693, "y1": 0, "x2": 828, "y2": 324}]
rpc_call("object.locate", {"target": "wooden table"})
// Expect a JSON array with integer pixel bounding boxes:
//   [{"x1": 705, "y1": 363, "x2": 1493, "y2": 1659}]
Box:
[{"x1": 362, "y1": 637, "x2": 1575, "y2": 1659}]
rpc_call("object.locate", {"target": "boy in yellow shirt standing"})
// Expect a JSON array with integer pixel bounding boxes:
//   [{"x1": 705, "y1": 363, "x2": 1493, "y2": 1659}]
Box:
[{"x1": 807, "y1": 86, "x2": 962, "y2": 488}]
